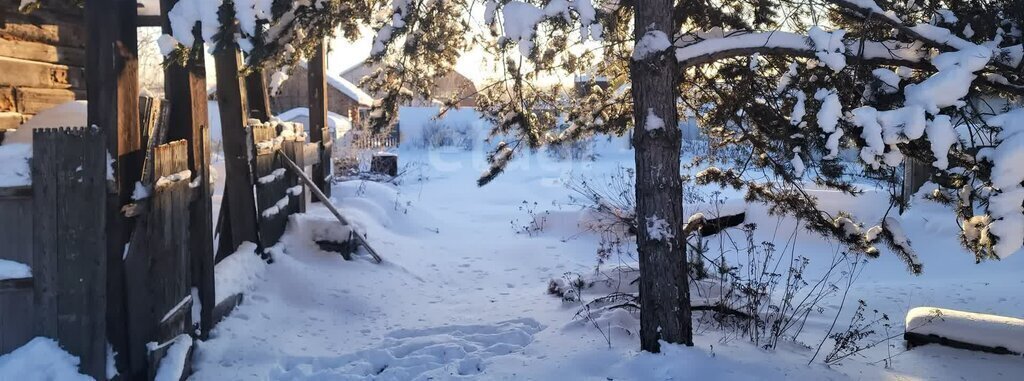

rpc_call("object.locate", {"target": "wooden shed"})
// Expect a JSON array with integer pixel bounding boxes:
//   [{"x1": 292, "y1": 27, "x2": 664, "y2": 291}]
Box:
[
  {"x1": 340, "y1": 61, "x2": 478, "y2": 107},
  {"x1": 271, "y1": 63, "x2": 374, "y2": 126},
  {"x1": 0, "y1": 0, "x2": 86, "y2": 131}
]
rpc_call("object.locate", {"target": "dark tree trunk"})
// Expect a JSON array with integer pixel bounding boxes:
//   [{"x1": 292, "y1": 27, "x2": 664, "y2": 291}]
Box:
[{"x1": 630, "y1": 0, "x2": 692, "y2": 353}]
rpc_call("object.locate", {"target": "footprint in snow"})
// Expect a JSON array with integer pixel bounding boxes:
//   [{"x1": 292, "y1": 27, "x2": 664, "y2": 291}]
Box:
[{"x1": 270, "y1": 318, "x2": 545, "y2": 380}]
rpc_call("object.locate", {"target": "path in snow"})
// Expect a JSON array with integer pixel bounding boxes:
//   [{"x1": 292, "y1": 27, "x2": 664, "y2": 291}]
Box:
[{"x1": 270, "y1": 318, "x2": 544, "y2": 380}]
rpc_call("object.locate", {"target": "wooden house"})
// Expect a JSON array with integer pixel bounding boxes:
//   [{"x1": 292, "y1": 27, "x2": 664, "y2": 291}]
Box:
[
  {"x1": 0, "y1": 0, "x2": 86, "y2": 131},
  {"x1": 271, "y1": 63, "x2": 374, "y2": 126},
  {"x1": 340, "y1": 61, "x2": 478, "y2": 107}
]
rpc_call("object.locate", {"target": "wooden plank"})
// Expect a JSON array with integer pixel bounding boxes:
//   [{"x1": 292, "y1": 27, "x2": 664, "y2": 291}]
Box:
[
  {"x1": 0, "y1": 56, "x2": 83, "y2": 89},
  {"x1": 32, "y1": 127, "x2": 107, "y2": 379},
  {"x1": 213, "y1": 39, "x2": 261, "y2": 254},
  {"x1": 211, "y1": 293, "x2": 243, "y2": 327},
  {"x1": 0, "y1": 278, "x2": 32, "y2": 292},
  {"x1": 87, "y1": 0, "x2": 140, "y2": 376},
  {"x1": 160, "y1": 1, "x2": 216, "y2": 339},
  {"x1": 245, "y1": 68, "x2": 272, "y2": 122},
  {"x1": 308, "y1": 42, "x2": 331, "y2": 200},
  {"x1": 0, "y1": 38, "x2": 86, "y2": 65},
  {"x1": 146, "y1": 335, "x2": 193, "y2": 381},
  {"x1": 14, "y1": 87, "x2": 79, "y2": 114},
  {"x1": 282, "y1": 140, "x2": 306, "y2": 213},
  {"x1": 124, "y1": 140, "x2": 191, "y2": 378}
]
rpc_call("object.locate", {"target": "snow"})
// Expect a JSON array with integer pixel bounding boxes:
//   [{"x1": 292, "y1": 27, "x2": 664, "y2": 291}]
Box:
[
  {"x1": 0, "y1": 143, "x2": 31, "y2": 187},
  {"x1": 214, "y1": 242, "x2": 268, "y2": 303},
  {"x1": 274, "y1": 107, "x2": 353, "y2": 141},
  {"x1": 0, "y1": 337, "x2": 91, "y2": 380},
  {"x1": 298, "y1": 63, "x2": 374, "y2": 106},
  {"x1": 925, "y1": 115, "x2": 957, "y2": 169},
  {"x1": 814, "y1": 88, "x2": 841, "y2": 133},
  {"x1": 645, "y1": 215, "x2": 673, "y2": 241},
  {"x1": 980, "y1": 109, "x2": 1024, "y2": 258},
  {"x1": 157, "y1": 34, "x2": 179, "y2": 57},
  {"x1": 501, "y1": 1, "x2": 545, "y2": 57},
  {"x1": 632, "y1": 30, "x2": 672, "y2": 61},
  {"x1": 4, "y1": 101, "x2": 88, "y2": 145},
  {"x1": 0, "y1": 259, "x2": 31, "y2": 281},
  {"x1": 150, "y1": 334, "x2": 193, "y2": 381},
  {"x1": 185, "y1": 143, "x2": 1024, "y2": 381},
  {"x1": 790, "y1": 153, "x2": 805, "y2": 177},
  {"x1": 644, "y1": 108, "x2": 665, "y2": 131},
  {"x1": 906, "y1": 307, "x2": 1024, "y2": 354},
  {"x1": 788, "y1": 90, "x2": 806, "y2": 125},
  {"x1": 808, "y1": 26, "x2": 847, "y2": 72},
  {"x1": 872, "y1": 68, "x2": 901, "y2": 93}
]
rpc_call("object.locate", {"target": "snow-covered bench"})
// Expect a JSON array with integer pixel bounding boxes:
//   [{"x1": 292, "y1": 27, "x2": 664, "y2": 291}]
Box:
[{"x1": 904, "y1": 307, "x2": 1024, "y2": 355}]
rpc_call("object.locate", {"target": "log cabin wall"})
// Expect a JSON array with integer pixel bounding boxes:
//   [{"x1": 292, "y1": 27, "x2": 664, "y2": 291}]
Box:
[{"x1": 0, "y1": 1, "x2": 86, "y2": 131}]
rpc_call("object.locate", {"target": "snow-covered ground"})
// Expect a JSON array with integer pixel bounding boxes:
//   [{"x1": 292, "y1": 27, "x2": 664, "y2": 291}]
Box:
[{"x1": 190, "y1": 144, "x2": 1024, "y2": 380}]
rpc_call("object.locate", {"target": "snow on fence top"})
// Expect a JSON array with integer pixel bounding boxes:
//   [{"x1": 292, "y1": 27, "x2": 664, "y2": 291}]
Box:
[
  {"x1": 906, "y1": 307, "x2": 1024, "y2": 355},
  {"x1": 0, "y1": 259, "x2": 31, "y2": 281}
]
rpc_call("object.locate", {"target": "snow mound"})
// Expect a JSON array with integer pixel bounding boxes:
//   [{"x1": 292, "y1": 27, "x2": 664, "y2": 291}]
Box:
[
  {"x1": 4, "y1": 101, "x2": 88, "y2": 144},
  {"x1": 214, "y1": 242, "x2": 269, "y2": 303},
  {"x1": 0, "y1": 143, "x2": 31, "y2": 187},
  {"x1": 906, "y1": 307, "x2": 1024, "y2": 354},
  {"x1": 0, "y1": 337, "x2": 92, "y2": 381},
  {"x1": 271, "y1": 318, "x2": 545, "y2": 380}
]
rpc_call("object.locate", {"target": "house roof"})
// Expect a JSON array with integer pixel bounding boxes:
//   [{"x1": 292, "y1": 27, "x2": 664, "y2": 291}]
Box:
[{"x1": 300, "y1": 63, "x2": 375, "y2": 107}]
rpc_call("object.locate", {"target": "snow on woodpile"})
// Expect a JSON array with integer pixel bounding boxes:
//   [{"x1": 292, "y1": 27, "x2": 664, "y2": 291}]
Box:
[
  {"x1": 906, "y1": 307, "x2": 1024, "y2": 354},
  {"x1": 0, "y1": 337, "x2": 92, "y2": 380},
  {"x1": 0, "y1": 259, "x2": 31, "y2": 281},
  {"x1": 214, "y1": 242, "x2": 268, "y2": 303}
]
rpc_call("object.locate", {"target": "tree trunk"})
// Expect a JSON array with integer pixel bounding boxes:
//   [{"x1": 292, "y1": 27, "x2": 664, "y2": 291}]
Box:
[{"x1": 630, "y1": 0, "x2": 692, "y2": 353}]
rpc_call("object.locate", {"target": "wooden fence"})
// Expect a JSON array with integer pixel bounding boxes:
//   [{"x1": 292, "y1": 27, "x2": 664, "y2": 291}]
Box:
[{"x1": 0, "y1": 109, "x2": 320, "y2": 380}]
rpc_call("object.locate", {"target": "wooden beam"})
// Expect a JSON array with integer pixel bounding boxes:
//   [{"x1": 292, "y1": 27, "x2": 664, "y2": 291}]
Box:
[
  {"x1": 86, "y1": 0, "x2": 140, "y2": 377},
  {"x1": 246, "y1": 68, "x2": 273, "y2": 122},
  {"x1": 213, "y1": 24, "x2": 261, "y2": 254},
  {"x1": 308, "y1": 41, "x2": 331, "y2": 199},
  {"x1": 160, "y1": 0, "x2": 217, "y2": 341}
]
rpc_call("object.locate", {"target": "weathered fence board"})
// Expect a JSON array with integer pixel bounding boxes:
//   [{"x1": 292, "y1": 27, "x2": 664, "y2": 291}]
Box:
[
  {"x1": 123, "y1": 140, "x2": 193, "y2": 379},
  {"x1": 160, "y1": 4, "x2": 217, "y2": 339},
  {"x1": 283, "y1": 139, "x2": 307, "y2": 213},
  {"x1": 31, "y1": 127, "x2": 107, "y2": 379},
  {"x1": 253, "y1": 124, "x2": 302, "y2": 249}
]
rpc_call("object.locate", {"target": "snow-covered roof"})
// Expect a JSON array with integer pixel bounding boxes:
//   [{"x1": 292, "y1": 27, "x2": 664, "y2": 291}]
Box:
[
  {"x1": 298, "y1": 63, "x2": 374, "y2": 107},
  {"x1": 274, "y1": 107, "x2": 353, "y2": 137}
]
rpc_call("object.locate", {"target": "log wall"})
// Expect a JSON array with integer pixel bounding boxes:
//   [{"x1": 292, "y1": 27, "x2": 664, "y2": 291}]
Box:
[{"x1": 0, "y1": 1, "x2": 86, "y2": 130}]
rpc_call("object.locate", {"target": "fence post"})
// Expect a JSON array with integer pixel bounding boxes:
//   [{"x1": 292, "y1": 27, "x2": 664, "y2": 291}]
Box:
[
  {"x1": 32, "y1": 127, "x2": 107, "y2": 380},
  {"x1": 86, "y1": 0, "x2": 141, "y2": 375},
  {"x1": 160, "y1": 2, "x2": 217, "y2": 340},
  {"x1": 213, "y1": 5, "x2": 261, "y2": 255},
  {"x1": 308, "y1": 40, "x2": 332, "y2": 200}
]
